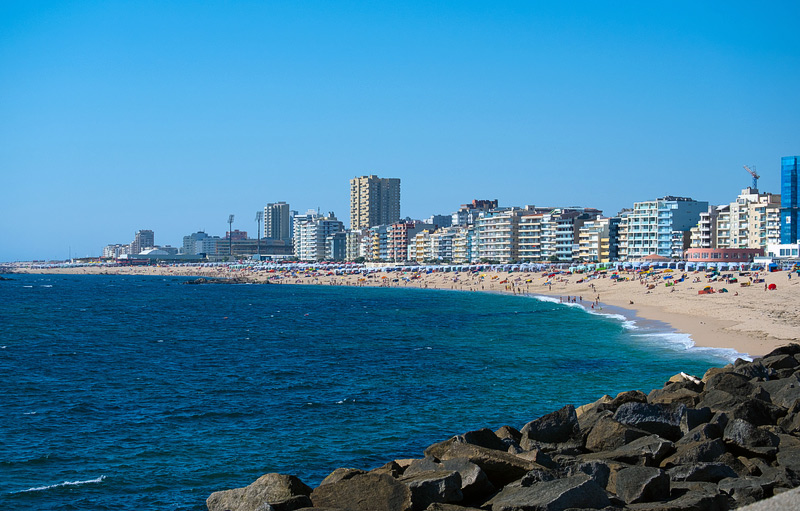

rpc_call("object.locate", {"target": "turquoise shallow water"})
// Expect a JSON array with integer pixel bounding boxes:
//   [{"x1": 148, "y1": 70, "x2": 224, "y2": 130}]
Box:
[{"x1": 0, "y1": 274, "x2": 737, "y2": 510}]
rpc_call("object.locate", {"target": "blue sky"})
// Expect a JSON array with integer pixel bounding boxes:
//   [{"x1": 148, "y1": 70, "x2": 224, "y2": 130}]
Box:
[{"x1": 1, "y1": 1, "x2": 799, "y2": 261}]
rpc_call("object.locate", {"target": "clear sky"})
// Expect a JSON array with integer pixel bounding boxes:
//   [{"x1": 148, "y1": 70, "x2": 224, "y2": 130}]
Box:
[{"x1": 1, "y1": 1, "x2": 799, "y2": 261}]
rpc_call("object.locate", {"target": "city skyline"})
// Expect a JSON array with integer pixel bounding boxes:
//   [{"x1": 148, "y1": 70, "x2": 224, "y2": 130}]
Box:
[{"x1": 2, "y1": 2, "x2": 800, "y2": 261}]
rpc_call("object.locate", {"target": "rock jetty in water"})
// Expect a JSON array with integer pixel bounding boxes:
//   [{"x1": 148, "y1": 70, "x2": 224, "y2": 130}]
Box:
[{"x1": 207, "y1": 344, "x2": 800, "y2": 511}]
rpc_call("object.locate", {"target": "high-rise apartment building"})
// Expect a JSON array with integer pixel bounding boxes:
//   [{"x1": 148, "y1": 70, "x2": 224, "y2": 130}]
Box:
[
  {"x1": 781, "y1": 156, "x2": 799, "y2": 244},
  {"x1": 131, "y1": 229, "x2": 154, "y2": 255},
  {"x1": 293, "y1": 211, "x2": 344, "y2": 261},
  {"x1": 349, "y1": 175, "x2": 401, "y2": 230},
  {"x1": 264, "y1": 202, "x2": 292, "y2": 241},
  {"x1": 623, "y1": 197, "x2": 707, "y2": 260}
]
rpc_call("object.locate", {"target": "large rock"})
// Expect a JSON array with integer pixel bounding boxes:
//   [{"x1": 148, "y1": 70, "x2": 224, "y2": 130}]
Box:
[
  {"x1": 399, "y1": 470, "x2": 462, "y2": 511},
  {"x1": 609, "y1": 390, "x2": 649, "y2": 409},
  {"x1": 679, "y1": 407, "x2": 714, "y2": 435},
  {"x1": 648, "y1": 386, "x2": 700, "y2": 407},
  {"x1": 207, "y1": 473, "x2": 312, "y2": 511},
  {"x1": 613, "y1": 402, "x2": 686, "y2": 441},
  {"x1": 667, "y1": 462, "x2": 738, "y2": 483},
  {"x1": 723, "y1": 418, "x2": 779, "y2": 458},
  {"x1": 615, "y1": 466, "x2": 670, "y2": 504},
  {"x1": 727, "y1": 398, "x2": 786, "y2": 426},
  {"x1": 659, "y1": 439, "x2": 728, "y2": 468},
  {"x1": 427, "y1": 441, "x2": 543, "y2": 487},
  {"x1": 585, "y1": 415, "x2": 649, "y2": 452},
  {"x1": 309, "y1": 473, "x2": 412, "y2": 511},
  {"x1": 564, "y1": 460, "x2": 612, "y2": 489},
  {"x1": 519, "y1": 405, "x2": 580, "y2": 448},
  {"x1": 776, "y1": 447, "x2": 800, "y2": 473},
  {"x1": 757, "y1": 374, "x2": 800, "y2": 408},
  {"x1": 697, "y1": 389, "x2": 746, "y2": 414},
  {"x1": 405, "y1": 457, "x2": 494, "y2": 504},
  {"x1": 762, "y1": 343, "x2": 800, "y2": 358},
  {"x1": 718, "y1": 476, "x2": 771, "y2": 507},
  {"x1": 675, "y1": 423, "x2": 720, "y2": 446},
  {"x1": 582, "y1": 434, "x2": 674, "y2": 467},
  {"x1": 487, "y1": 475, "x2": 611, "y2": 511},
  {"x1": 626, "y1": 487, "x2": 729, "y2": 511},
  {"x1": 425, "y1": 429, "x2": 507, "y2": 461},
  {"x1": 704, "y1": 372, "x2": 766, "y2": 400},
  {"x1": 319, "y1": 468, "x2": 366, "y2": 486}
]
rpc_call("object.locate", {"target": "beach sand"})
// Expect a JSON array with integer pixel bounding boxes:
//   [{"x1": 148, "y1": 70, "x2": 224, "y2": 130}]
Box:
[{"x1": 11, "y1": 264, "x2": 800, "y2": 358}]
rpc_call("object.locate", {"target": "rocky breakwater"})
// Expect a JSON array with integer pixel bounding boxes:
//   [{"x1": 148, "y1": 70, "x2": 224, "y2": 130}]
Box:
[{"x1": 207, "y1": 344, "x2": 800, "y2": 511}]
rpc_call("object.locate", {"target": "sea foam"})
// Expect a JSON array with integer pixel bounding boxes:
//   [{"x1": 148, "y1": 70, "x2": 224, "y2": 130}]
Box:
[{"x1": 17, "y1": 475, "x2": 106, "y2": 493}]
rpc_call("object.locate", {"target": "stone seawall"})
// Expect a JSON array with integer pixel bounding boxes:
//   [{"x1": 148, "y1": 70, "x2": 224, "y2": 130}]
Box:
[{"x1": 207, "y1": 344, "x2": 800, "y2": 511}]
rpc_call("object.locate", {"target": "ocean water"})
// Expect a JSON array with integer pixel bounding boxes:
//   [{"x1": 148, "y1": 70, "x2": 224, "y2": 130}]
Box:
[{"x1": 0, "y1": 274, "x2": 739, "y2": 510}]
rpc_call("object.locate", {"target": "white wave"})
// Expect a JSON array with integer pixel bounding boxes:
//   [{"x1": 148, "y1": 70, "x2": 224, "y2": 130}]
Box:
[
  {"x1": 632, "y1": 332, "x2": 749, "y2": 362},
  {"x1": 23, "y1": 285, "x2": 33, "y2": 288},
  {"x1": 41, "y1": 285, "x2": 53, "y2": 288},
  {"x1": 531, "y1": 293, "x2": 744, "y2": 362},
  {"x1": 530, "y1": 295, "x2": 559, "y2": 304},
  {"x1": 585, "y1": 310, "x2": 639, "y2": 330},
  {"x1": 17, "y1": 475, "x2": 106, "y2": 493}
]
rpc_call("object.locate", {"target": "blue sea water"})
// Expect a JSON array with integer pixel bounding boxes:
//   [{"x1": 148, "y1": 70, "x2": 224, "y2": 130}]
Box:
[{"x1": 0, "y1": 273, "x2": 739, "y2": 510}]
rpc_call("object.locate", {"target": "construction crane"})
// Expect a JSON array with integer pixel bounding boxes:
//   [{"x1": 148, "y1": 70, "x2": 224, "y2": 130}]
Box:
[{"x1": 743, "y1": 165, "x2": 760, "y2": 190}]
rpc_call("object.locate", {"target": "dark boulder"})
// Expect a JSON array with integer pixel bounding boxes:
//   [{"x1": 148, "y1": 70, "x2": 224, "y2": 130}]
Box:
[
  {"x1": 516, "y1": 448, "x2": 557, "y2": 469},
  {"x1": 425, "y1": 429, "x2": 507, "y2": 460},
  {"x1": 319, "y1": 468, "x2": 366, "y2": 486},
  {"x1": 487, "y1": 475, "x2": 611, "y2": 511},
  {"x1": 776, "y1": 447, "x2": 800, "y2": 473},
  {"x1": 613, "y1": 402, "x2": 686, "y2": 441},
  {"x1": 439, "y1": 458, "x2": 495, "y2": 503},
  {"x1": 667, "y1": 463, "x2": 738, "y2": 483},
  {"x1": 426, "y1": 441, "x2": 543, "y2": 487},
  {"x1": 615, "y1": 466, "x2": 670, "y2": 504},
  {"x1": 679, "y1": 407, "x2": 714, "y2": 435},
  {"x1": 696, "y1": 389, "x2": 745, "y2": 414},
  {"x1": 207, "y1": 473, "x2": 312, "y2": 511},
  {"x1": 310, "y1": 473, "x2": 412, "y2": 511},
  {"x1": 761, "y1": 354, "x2": 800, "y2": 370},
  {"x1": 659, "y1": 439, "x2": 728, "y2": 468},
  {"x1": 648, "y1": 387, "x2": 700, "y2": 407},
  {"x1": 675, "y1": 423, "x2": 720, "y2": 445},
  {"x1": 372, "y1": 461, "x2": 406, "y2": 478},
  {"x1": 461, "y1": 428, "x2": 508, "y2": 452},
  {"x1": 723, "y1": 418, "x2": 779, "y2": 458},
  {"x1": 728, "y1": 398, "x2": 786, "y2": 426},
  {"x1": 585, "y1": 415, "x2": 650, "y2": 452},
  {"x1": 758, "y1": 374, "x2": 800, "y2": 408},
  {"x1": 494, "y1": 425, "x2": 522, "y2": 451},
  {"x1": 519, "y1": 405, "x2": 580, "y2": 448},
  {"x1": 564, "y1": 460, "x2": 612, "y2": 489},
  {"x1": 733, "y1": 361, "x2": 776, "y2": 381},
  {"x1": 609, "y1": 390, "x2": 650, "y2": 409},
  {"x1": 718, "y1": 476, "x2": 772, "y2": 507},
  {"x1": 403, "y1": 458, "x2": 441, "y2": 477},
  {"x1": 399, "y1": 470, "x2": 462, "y2": 511},
  {"x1": 763, "y1": 343, "x2": 800, "y2": 358},
  {"x1": 582, "y1": 435, "x2": 674, "y2": 467}
]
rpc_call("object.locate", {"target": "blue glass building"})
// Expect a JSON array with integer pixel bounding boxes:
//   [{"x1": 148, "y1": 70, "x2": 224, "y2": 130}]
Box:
[{"x1": 782, "y1": 156, "x2": 800, "y2": 244}]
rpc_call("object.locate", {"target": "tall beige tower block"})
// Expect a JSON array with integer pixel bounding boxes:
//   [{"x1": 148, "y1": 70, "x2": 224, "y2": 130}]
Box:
[{"x1": 349, "y1": 175, "x2": 401, "y2": 230}]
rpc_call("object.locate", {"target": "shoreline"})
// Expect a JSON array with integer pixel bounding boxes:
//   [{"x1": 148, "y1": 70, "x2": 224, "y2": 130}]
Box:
[{"x1": 5, "y1": 263, "x2": 799, "y2": 358}]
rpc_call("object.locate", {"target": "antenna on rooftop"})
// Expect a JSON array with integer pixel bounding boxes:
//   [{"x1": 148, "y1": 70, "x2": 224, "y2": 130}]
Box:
[{"x1": 743, "y1": 165, "x2": 760, "y2": 191}]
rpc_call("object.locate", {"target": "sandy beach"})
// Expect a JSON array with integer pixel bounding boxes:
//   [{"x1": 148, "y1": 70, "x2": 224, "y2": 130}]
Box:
[{"x1": 9, "y1": 263, "x2": 800, "y2": 358}]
